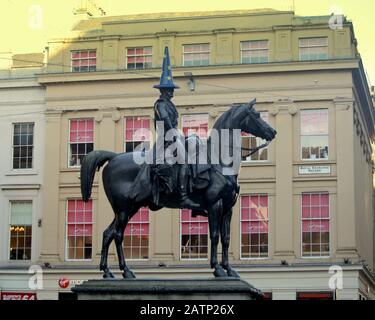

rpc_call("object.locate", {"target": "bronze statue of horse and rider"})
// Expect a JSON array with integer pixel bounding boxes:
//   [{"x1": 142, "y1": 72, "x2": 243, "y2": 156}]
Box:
[{"x1": 80, "y1": 47, "x2": 277, "y2": 279}]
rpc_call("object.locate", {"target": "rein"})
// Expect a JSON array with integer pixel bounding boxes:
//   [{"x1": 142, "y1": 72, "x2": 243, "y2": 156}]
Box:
[{"x1": 241, "y1": 141, "x2": 269, "y2": 158}]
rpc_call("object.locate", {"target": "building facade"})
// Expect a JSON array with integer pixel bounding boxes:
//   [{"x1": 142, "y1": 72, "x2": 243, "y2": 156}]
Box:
[
  {"x1": 0, "y1": 9, "x2": 374, "y2": 300},
  {"x1": 0, "y1": 54, "x2": 45, "y2": 300}
]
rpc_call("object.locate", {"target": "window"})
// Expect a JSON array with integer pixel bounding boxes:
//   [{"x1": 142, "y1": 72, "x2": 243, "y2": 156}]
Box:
[
  {"x1": 181, "y1": 114, "x2": 209, "y2": 139},
  {"x1": 66, "y1": 199, "x2": 93, "y2": 260},
  {"x1": 9, "y1": 201, "x2": 32, "y2": 260},
  {"x1": 240, "y1": 195, "x2": 269, "y2": 258},
  {"x1": 123, "y1": 207, "x2": 149, "y2": 260},
  {"x1": 241, "y1": 40, "x2": 269, "y2": 64},
  {"x1": 183, "y1": 44, "x2": 210, "y2": 66},
  {"x1": 297, "y1": 292, "x2": 334, "y2": 300},
  {"x1": 71, "y1": 50, "x2": 96, "y2": 72},
  {"x1": 12, "y1": 123, "x2": 34, "y2": 169},
  {"x1": 180, "y1": 209, "x2": 208, "y2": 259},
  {"x1": 301, "y1": 193, "x2": 330, "y2": 257},
  {"x1": 68, "y1": 119, "x2": 94, "y2": 167},
  {"x1": 242, "y1": 112, "x2": 268, "y2": 161},
  {"x1": 124, "y1": 116, "x2": 151, "y2": 153},
  {"x1": 126, "y1": 47, "x2": 152, "y2": 69},
  {"x1": 299, "y1": 37, "x2": 328, "y2": 61},
  {"x1": 301, "y1": 109, "x2": 328, "y2": 160}
]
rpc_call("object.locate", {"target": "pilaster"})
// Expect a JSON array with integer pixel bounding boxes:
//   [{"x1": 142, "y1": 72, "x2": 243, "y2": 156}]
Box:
[{"x1": 273, "y1": 99, "x2": 297, "y2": 259}]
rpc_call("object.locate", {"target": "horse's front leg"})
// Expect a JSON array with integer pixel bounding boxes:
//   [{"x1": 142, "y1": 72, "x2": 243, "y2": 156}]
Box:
[
  {"x1": 208, "y1": 200, "x2": 227, "y2": 277},
  {"x1": 220, "y1": 208, "x2": 240, "y2": 278}
]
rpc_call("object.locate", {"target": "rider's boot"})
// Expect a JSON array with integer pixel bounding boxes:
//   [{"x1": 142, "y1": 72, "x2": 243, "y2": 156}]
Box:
[{"x1": 179, "y1": 165, "x2": 200, "y2": 209}]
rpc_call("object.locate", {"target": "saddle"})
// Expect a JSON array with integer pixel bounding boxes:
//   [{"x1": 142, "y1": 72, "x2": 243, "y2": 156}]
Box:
[
  {"x1": 184, "y1": 134, "x2": 211, "y2": 191},
  {"x1": 129, "y1": 135, "x2": 211, "y2": 204}
]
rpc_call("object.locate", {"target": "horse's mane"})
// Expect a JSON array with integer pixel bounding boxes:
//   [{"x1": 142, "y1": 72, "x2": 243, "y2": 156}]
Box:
[{"x1": 212, "y1": 103, "x2": 248, "y2": 131}]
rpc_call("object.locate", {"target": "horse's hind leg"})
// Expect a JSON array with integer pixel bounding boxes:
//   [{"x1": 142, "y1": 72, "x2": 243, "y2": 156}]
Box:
[
  {"x1": 220, "y1": 207, "x2": 240, "y2": 278},
  {"x1": 114, "y1": 209, "x2": 138, "y2": 279},
  {"x1": 100, "y1": 219, "x2": 116, "y2": 278}
]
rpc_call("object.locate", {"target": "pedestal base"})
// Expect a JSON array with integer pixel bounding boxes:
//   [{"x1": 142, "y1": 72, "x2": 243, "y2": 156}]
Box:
[{"x1": 72, "y1": 278, "x2": 263, "y2": 300}]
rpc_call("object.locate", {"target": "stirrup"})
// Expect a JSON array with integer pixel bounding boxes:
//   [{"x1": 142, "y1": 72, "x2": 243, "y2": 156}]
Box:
[{"x1": 180, "y1": 197, "x2": 200, "y2": 209}]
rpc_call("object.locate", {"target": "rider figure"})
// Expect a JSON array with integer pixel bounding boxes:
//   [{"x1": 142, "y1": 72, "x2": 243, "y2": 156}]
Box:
[{"x1": 153, "y1": 47, "x2": 200, "y2": 209}]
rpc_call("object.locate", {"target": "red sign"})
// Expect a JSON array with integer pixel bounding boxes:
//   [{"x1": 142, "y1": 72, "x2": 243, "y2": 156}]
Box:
[
  {"x1": 0, "y1": 292, "x2": 36, "y2": 300},
  {"x1": 59, "y1": 277, "x2": 70, "y2": 289}
]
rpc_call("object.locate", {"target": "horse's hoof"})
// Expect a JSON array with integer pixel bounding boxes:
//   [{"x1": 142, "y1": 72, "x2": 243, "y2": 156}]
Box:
[
  {"x1": 103, "y1": 271, "x2": 115, "y2": 279},
  {"x1": 122, "y1": 270, "x2": 136, "y2": 279},
  {"x1": 213, "y1": 266, "x2": 228, "y2": 278},
  {"x1": 227, "y1": 269, "x2": 240, "y2": 278}
]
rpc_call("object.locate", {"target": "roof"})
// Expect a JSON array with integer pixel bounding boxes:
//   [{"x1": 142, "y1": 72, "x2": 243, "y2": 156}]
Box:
[
  {"x1": 72, "y1": 8, "x2": 289, "y2": 30},
  {"x1": 12, "y1": 53, "x2": 44, "y2": 68}
]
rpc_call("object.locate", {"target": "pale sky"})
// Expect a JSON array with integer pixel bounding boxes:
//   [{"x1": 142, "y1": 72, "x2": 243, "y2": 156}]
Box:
[{"x1": 1, "y1": 0, "x2": 374, "y2": 85}]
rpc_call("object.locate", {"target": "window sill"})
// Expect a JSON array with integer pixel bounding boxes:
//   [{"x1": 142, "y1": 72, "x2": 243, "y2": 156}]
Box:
[
  {"x1": 61, "y1": 167, "x2": 80, "y2": 172},
  {"x1": 126, "y1": 258, "x2": 150, "y2": 262},
  {"x1": 64, "y1": 259, "x2": 93, "y2": 262},
  {"x1": 241, "y1": 162, "x2": 275, "y2": 167},
  {"x1": 1, "y1": 183, "x2": 41, "y2": 190},
  {"x1": 301, "y1": 256, "x2": 331, "y2": 259},
  {"x1": 294, "y1": 160, "x2": 335, "y2": 165},
  {"x1": 2, "y1": 260, "x2": 36, "y2": 266},
  {"x1": 239, "y1": 257, "x2": 270, "y2": 261},
  {"x1": 298, "y1": 159, "x2": 331, "y2": 163},
  {"x1": 6, "y1": 170, "x2": 39, "y2": 176}
]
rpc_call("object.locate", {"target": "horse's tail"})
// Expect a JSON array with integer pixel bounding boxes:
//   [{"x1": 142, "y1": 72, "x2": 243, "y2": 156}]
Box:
[{"x1": 81, "y1": 150, "x2": 117, "y2": 202}]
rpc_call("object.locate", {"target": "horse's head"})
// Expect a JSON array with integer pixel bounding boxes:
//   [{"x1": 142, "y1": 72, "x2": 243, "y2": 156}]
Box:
[{"x1": 238, "y1": 99, "x2": 277, "y2": 142}]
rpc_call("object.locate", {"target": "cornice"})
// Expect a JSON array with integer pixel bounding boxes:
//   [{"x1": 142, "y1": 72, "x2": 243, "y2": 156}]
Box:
[{"x1": 37, "y1": 59, "x2": 359, "y2": 85}]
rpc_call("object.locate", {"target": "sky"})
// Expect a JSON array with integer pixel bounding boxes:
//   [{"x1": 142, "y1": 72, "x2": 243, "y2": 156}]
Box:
[{"x1": 1, "y1": 0, "x2": 374, "y2": 85}]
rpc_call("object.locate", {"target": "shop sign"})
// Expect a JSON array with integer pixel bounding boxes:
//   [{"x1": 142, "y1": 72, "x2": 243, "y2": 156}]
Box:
[
  {"x1": 58, "y1": 277, "x2": 84, "y2": 288},
  {"x1": 0, "y1": 292, "x2": 36, "y2": 300},
  {"x1": 299, "y1": 165, "x2": 331, "y2": 175}
]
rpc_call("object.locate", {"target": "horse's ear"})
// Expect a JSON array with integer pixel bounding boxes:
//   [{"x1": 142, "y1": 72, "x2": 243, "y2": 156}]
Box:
[{"x1": 248, "y1": 98, "x2": 256, "y2": 109}]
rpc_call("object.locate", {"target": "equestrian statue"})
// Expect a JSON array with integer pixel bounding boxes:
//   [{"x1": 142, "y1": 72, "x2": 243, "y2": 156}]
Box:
[{"x1": 80, "y1": 47, "x2": 277, "y2": 279}]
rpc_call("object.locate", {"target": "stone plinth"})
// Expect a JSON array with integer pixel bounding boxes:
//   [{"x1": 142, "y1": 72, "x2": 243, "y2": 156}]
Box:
[{"x1": 72, "y1": 278, "x2": 263, "y2": 300}]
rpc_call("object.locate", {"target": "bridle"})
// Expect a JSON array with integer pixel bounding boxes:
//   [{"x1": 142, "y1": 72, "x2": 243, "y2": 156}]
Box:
[{"x1": 241, "y1": 141, "x2": 270, "y2": 158}]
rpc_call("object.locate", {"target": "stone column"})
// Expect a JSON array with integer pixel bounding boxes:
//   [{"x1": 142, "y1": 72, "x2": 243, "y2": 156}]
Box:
[
  {"x1": 273, "y1": 100, "x2": 297, "y2": 259},
  {"x1": 40, "y1": 110, "x2": 62, "y2": 262},
  {"x1": 152, "y1": 208, "x2": 175, "y2": 261},
  {"x1": 334, "y1": 98, "x2": 357, "y2": 258}
]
